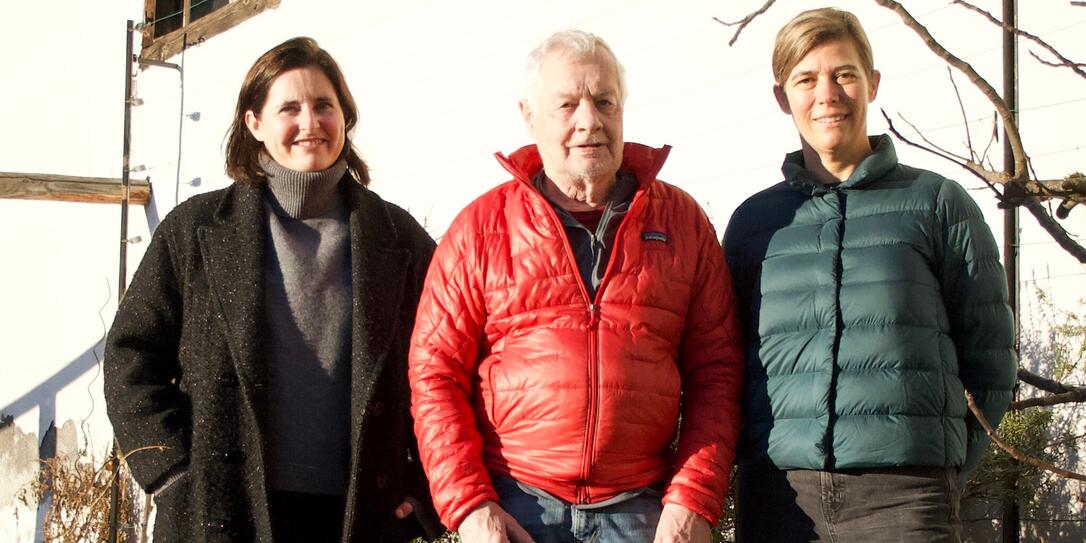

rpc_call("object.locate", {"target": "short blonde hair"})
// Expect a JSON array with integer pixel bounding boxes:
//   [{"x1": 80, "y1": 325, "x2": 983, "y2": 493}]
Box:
[{"x1": 772, "y1": 8, "x2": 874, "y2": 85}]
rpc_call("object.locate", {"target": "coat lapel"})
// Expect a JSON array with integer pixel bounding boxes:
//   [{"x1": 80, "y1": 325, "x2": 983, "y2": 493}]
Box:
[
  {"x1": 346, "y1": 183, "x2": 410, "y2": 437},
  {"x1": 340, "y1": 183, "x2": 410, "y2": 540},
  {"x1": 197, "y1": 183, "x2": 269, "y2": 423}
]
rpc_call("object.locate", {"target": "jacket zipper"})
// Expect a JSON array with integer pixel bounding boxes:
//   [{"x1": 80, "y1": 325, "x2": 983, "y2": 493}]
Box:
[
  {"x1": 524, "y1": 181, "x2": 648, "y2": 504},
  {"x1": 578, "y1": 189, "x2": 646, "y2": 503},
  {"x1": 822, "y1": 189, "x2": 847, "y2": 469},
  {"x1": 579, "y1": 302, "x2": 601, "y2": 503}
]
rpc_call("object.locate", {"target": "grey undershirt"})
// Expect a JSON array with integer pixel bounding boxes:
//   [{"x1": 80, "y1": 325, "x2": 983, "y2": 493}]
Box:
[{"x1": 261, "y1": 154, "x2": 353, "y2": 496}]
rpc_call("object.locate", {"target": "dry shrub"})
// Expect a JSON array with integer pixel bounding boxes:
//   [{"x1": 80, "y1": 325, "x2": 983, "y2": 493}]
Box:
[{"x1": 18, "y1": 453, "x2": 139, "y2": 543}]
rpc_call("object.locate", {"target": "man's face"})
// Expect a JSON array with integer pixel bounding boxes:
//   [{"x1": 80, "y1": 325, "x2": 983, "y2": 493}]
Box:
[{"x1": 520, "y1": 51, "x2": 624, "y2": 188}]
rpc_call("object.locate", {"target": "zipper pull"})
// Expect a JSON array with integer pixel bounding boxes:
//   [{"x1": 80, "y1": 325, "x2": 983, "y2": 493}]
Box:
[{"x1": 587, "y1": 304, "x2": 600, "y2": 330}]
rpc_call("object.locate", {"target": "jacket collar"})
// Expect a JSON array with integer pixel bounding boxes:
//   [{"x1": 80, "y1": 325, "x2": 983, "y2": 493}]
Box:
[
  {"x1": 783, "y1": 134, "x2": 898, "y2": 195},
  {"x1": 494, "y1": 141, "x2": 672, "y2": 188}
]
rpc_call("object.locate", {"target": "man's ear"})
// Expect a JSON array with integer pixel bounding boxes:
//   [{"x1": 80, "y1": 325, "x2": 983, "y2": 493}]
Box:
[
  {"x1": 518, "y1": 99, "x2": 534, "y2": 130},
  {"x1": 773, "y1": 84, "x2": 791, "y2": 115},
  {"x1": 244, "y1": 110, "x2": 263, "y2": 142},
  {"x1": 868, "y1": 69, "x2": 881, "y2": 103}
]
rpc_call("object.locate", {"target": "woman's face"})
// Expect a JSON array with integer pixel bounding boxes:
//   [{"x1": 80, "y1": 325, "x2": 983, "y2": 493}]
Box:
[
  {"x1": 245, "y1": 66, "x2": 346, "y2": 172},
  {"x1": 774, "y1": 38, "x2": 880, "y2": 167}
]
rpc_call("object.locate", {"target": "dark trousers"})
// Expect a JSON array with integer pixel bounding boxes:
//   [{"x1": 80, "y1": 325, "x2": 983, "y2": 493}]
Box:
[
  {"x1": 735, "y1": 466, "x2": 961, "y2": 543},
  {"x1": 269, "y1": 489, "x2": 347, "y2": 542}
]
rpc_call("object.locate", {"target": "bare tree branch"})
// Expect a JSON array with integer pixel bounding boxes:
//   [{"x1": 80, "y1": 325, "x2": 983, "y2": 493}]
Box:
[
  {"x1": 896, "y1": 110, "x2": 973, "y2": 163},
  {"x1": 884, "y1": 111, "x2": 1086, "y2": 262},
  {"x1": 966, "y1": 391, "x2": 1086, "y2": 481},
  {"x1": 1002, "y1": 174, "x2": 1086, "y2": 207},
  {"x1": 713, "y1": 0, "x2": 777, "y2": 46},
  {"x1": 953, "y1": 0, "x2": 1086, "y2": 79},
  {"x1": 873, "y1": 0, "x2": 1031, "y2": 184},
  {"x1": 1019, "y1": 368, "x2": 1081, "y2": 394},
  {"x1": 1055, "y1": 175, "x2": 1084, "y2": 218},
  {"x1": 1012, "y1": 369, "x2": 1086, "y2": 412},
  {"x1": 1021, "y1": 199, "x2": 1086, "y2": 263},
  {"x1": 1029, "y1": 51, "x2": 1086, "y2": 72},
  {"x1": 873, "y1": 0, "x2": 1086, "y2": 260},
  {"x1": 979, "y1": 112, "x2": 998, "y2": 166},
  {"x1": 946, "y1": 67, "x2": 977, "y2": 160},
  {"x1": 882, "y1": 109, "x2": 1004, "y2": 196},
  {"x1": 1010, "y1": 389, "x2": 1086, "y2": 410}
]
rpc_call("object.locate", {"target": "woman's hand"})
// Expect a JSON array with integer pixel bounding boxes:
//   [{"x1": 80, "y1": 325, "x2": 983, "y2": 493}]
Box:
[
  {"x1": 394, "y1": 500, "x2": 414, "y2": 519},
  {"x1": 394, "y1": 495, "x2": 424, "y2": 519}
]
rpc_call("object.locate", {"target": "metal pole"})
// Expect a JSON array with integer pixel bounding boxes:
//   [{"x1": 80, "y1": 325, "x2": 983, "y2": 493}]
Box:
[
  {"x1": 108, "y1": 19, "x2": 136, "y2": 543},
  {"x1": 1000, "y1": 0, "x2": 1020, "y2": 541},
  {"x1": 120, "y1": 20, "x2": 134, "y2": 303},
  {"x1": 1002, "y1": 1, "x2": 1020, "y2": 357},
  {"x1": 175, "y1": 34, "x2": 186, "y2": 207}
]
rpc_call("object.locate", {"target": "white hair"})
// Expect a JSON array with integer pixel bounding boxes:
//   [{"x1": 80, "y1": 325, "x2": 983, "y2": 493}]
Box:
[{"x1": 522, "y1": 29, "x2": 628, "y2": 104}]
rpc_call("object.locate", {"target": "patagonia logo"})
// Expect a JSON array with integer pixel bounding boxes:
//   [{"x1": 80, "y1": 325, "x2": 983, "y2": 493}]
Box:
[{"x1": 642, "y1": 231, "x2": 669, "y2": 244}]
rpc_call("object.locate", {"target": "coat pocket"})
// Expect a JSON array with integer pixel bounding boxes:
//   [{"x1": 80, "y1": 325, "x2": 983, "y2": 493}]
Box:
[{"x1": 152, "y1": 470, "x2": 192, "y2": 542}]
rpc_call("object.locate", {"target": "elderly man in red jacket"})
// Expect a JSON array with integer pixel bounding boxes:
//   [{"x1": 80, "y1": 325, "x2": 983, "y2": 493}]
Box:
[{"x1": 408, "y1": 29, "x2": 744, "y2": 543}]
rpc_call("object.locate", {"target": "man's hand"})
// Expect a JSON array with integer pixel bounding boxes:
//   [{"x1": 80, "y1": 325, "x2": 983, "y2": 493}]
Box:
[
  {"x1": 652, "y1": 503, "x2": 711, "y2": 543},
  {"x1": 457, "y1": 500, "x2": 535, "y2": 543}
]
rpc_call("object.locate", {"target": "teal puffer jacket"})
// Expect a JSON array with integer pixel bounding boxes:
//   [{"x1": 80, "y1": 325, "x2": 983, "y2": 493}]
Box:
[{"x1": 723, "y1": 136, "x2": 1016, "y2": 482}]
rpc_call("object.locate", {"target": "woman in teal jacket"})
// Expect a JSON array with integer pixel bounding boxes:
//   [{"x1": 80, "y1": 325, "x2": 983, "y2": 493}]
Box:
[{"x1": 723, "y1": 8, "x2": 1016, "y2": 542}]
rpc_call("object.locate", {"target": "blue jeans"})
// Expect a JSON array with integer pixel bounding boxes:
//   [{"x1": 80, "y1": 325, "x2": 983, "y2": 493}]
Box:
[
  {"x1": 735, "y1": 466, "x2": 962, "y2": 543},
  {"x1": 493, "y1": 476, "x2": 663, "y2": 543}
]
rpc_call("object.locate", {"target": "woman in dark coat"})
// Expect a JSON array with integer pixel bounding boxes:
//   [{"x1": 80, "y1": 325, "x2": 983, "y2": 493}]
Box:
[{"x1": 104, "y1": 37, "x2": 439, "y2": 542}]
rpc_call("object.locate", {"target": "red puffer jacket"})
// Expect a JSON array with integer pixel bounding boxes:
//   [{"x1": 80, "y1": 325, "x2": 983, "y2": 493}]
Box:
[{"x1": 409, "y1": 142, "x2": 743, "y2": 530}]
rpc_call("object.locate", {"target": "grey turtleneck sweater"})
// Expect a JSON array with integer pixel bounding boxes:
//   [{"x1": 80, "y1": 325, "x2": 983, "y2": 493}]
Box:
[{"x1": 261, "y1": 154, "x2": 352, "y2": 496}]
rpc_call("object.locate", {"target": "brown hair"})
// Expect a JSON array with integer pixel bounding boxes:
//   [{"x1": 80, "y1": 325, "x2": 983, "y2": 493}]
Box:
[
  {"x1": 772, "y1": 8, "x2": 874, "y2": 85},
  {"x1": 224, "y1": 36, "x2": 369, "y2": 185}
]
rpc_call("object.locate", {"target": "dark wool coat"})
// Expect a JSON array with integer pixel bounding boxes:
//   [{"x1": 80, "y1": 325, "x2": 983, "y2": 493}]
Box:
[{"x1": 104, "y1": 178, "x2": 438, "y2": 542}]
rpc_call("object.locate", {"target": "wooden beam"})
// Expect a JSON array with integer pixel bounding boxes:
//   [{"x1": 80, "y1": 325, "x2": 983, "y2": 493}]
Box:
[
  {"x1": 141, "y1": 0, "x2": 280, "y2": 62},
  {"x1": 141, "y1": 0, "x2": 156, "y2": 49},
  {"x1": 0, "y1": 172, "x2": 152, "y2": 205}
]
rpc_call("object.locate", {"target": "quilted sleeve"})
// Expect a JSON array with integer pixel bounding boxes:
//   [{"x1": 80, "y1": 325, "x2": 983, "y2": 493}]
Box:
[
  {"x1": 408, "y1": 212, "x2": 498, "y2": 530},
  {"x1": 936, "y1": 179, "x2": 1017, "y2": 484},
  {"x1": 663, "y1": 201, "x2": 745, "y2": 524}
]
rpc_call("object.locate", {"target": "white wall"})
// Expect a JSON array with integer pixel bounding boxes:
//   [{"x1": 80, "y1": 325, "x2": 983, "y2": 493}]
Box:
[
  {"x1": 0, "y1": 1, "x2": 151, "y2": 540},
  {"x1": 1, "y1": 0, "x2": 1083, "y2": 540}
]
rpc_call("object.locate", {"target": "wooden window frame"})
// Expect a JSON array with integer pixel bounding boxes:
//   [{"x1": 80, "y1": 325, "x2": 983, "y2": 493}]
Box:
[{"x1": 140, "y1": 0, "x2": 280, "y2": 62}]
